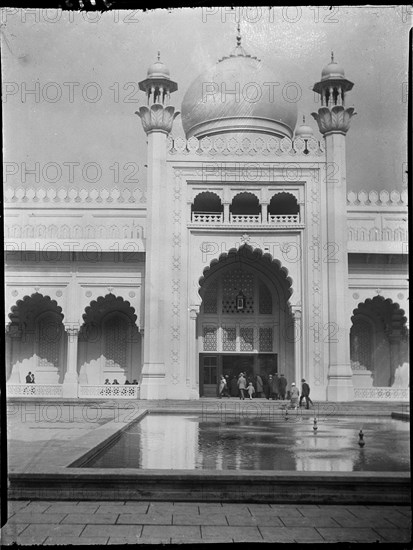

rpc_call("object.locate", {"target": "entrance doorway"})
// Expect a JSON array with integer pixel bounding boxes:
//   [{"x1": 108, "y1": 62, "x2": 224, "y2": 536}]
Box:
[{"x1": 199, "y1": 353, "x2": 278, "y2": 397}]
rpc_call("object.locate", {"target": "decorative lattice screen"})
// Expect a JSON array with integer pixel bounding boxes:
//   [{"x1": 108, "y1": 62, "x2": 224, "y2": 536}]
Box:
[
  {"x1": 222, "y1": 269, "x2": 254, "y2": 314},
  {"x1": 240, "y1": 327, "x2": 254, "y2": 351},
  {"x1": 203, "y1": 281, "x2": 218, "y2": 314},
  {"x1": 259, "y1": 327, "x2": 273, "y2": 352},
  {"x1": 351, "y1": 320, "x2": 372, "y2": 369},
  {"x1": 222, "y1": 326, "x2": 236, "y2": 351},
  {"x1": 259, "y1": 282, "x2": 272, "y2": 314},
  {"x1": 203, "y1": 325, "x2": 217, "y2": 351}
]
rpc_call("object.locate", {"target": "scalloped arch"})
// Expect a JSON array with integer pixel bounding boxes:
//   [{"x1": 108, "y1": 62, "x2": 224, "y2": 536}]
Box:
[
  {"x1": 230, "y1": 190, "x2": 260, "y2": 203},
  {"x1": 352, "y1": 295, "x2": 407, "y2": 329},
  {"x1": 198, "y1": 243, "x2": 294, "y2": 299},
  {"x1": 8, "y1": 292, "x2": 64, "y2": 324},
  {"x1": 81, "y1": 294, "x2": 138, "y2": 325},
  {"x1": 192, "y1": 190, "x2": 223, "y2": 203}
]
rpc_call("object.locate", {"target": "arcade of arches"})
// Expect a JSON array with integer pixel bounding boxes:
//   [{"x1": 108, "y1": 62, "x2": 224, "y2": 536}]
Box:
[
  {"x1": 5, "y1": 288, "x2": 409, "y2": 396},
  {"x1": 6, "y1": 293, "x2": 142, "y2": 386}
]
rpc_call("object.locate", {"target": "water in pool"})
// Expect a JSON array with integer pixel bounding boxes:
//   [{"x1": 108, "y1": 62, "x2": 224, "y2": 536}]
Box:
[{"x1": 82, "y1": 413, "x2": 410, "y2": 471}]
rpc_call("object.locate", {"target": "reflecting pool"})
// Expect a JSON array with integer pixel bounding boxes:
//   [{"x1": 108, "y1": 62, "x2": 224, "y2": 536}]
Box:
[{"x1": 81, "y1": 414, "x2": 410, "y2": 472}]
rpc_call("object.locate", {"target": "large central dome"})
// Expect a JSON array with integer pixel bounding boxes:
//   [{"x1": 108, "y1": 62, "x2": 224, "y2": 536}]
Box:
[{"x1": 181, "y1": 45, "x2": 298, "y2": 140}]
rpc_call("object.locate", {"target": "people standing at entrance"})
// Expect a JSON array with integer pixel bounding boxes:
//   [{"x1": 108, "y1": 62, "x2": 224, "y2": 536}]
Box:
[
  {"x1": 25, "y1": 372, "x2": 32, "y2": 384},
  {"x1": 247, "y1": 381, "x2": 255, "y2": 400},
  {"x1": 279, "y1": 374, "x2": 287, "y2": 400},
  {"x1": 230, "y1": 375, "x2": 238, "y2": 397},
  {"x1": 218, "y1": 375, "x2": 229, "y2": 398},
  {"x1": 266, "y1": 375, "x2": 273, "y2": 399},
  {"x1": 290, "y1": 382, "x2": 300, "y2": 409},
  {"x1": 299, "y1": 379, "x2": 314, "y2": 409},
  {"x1": 271, "y1": 373, "x2": 280, "y2": 400},
  {"x1": 237, "y1": 372, "x2": 247, "y2": 400},
  {"x1": 255, "y1": 374, "x2": 263, "y2": 398}
]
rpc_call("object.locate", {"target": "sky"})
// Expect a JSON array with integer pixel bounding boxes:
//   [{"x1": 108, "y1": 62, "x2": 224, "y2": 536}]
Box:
[{"x1": 1, "y1": 6, "x2": 410, "y2": 193}]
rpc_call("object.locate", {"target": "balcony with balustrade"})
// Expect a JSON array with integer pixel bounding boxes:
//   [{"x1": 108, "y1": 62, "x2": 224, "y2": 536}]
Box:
[{"x1": 190, "y1": 191, "x2": 302, "y2": 227}]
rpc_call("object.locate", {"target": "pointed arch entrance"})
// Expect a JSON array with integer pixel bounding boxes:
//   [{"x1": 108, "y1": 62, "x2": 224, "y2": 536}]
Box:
[
  {"x1": 350, "y1": 296, "x2": 409, "y2": 387},
  {"x1": 79, "y1": 294, "x2": 142, "y2": 385},
  {"x1": 198, "y1": 245, "x2": 295, "y2": 396}
]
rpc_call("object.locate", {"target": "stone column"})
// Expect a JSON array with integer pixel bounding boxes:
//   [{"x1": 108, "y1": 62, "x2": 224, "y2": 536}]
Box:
[
  {"x1": 187, "y1": 306, "x2": 200, "y2": 398},
  {"x1": 223, "y1": 202, "x2": 230, "y2": 223},
  {"x1": 63, "y1": 324, "x2": 79, "y2": 397},
  {"x1": 291, "y1": 307, "x2": 303, "y2": 386},
  {"x1": 312, "y1": 102, "x2": 356, "y2": 401},
  {"x1": 261, "y1": 202, "x2": 269, "y2": 224},
  {"x1": 136, "y1": 101, "x2": 179, "y2": 400}
]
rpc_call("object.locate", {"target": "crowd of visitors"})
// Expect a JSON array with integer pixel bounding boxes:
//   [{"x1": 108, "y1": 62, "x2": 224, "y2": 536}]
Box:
[{"x1": 218, "y1": 373, "x2": 313, "y2": 408}]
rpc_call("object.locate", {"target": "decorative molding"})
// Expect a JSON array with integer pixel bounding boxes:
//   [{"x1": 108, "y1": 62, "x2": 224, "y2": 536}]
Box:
[
  {"x1": 167, "y1": 135, "x2": 325, "y2": 157},
  {"x1": 7, "y1": 384, "x2": 63, "y2": 398},
  {"x1": 170, "y1": 171, "x2": 183, "y2": 383},
  {"x1": 353, "y1": 387, "x2": 409, "y2": 401},
  {"x1": 347, "y1": 225, "x2": 408, "y2": 242},
  {"x1": 4, "y1": 187, "x2": 146, "y2": 205},
  {"x1": 5, "y1": 222, "x2": 144, "y2": 240},
  {"x1": 347, "y1": 190, "x2": 408, "y2": 207},
  {"x1": 79, "y1": 385, "x2": 139, "y2": 399}
]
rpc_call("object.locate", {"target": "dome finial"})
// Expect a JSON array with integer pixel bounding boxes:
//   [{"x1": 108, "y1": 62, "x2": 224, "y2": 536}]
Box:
[
  {"x1": 157, "y1": 51, "x2": 161, "y2": 61},
  {"x1": 236, "y1": 22, "x2": 241, "y2": 47},
  {"x1": 331, "y1": 51, "x2": 334, "y2": 63},
  {"x1": 303, "y1": 115, "x2": 305, "y2": 124}
]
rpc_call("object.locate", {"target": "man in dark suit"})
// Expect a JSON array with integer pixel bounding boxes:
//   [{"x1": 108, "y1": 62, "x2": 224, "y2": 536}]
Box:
[
  {"x1": 25, "y1": 372, "x2": 32, "y2": 384},
  {"x1": 278, "y1": 374, "x2": 287, "y2": 400},
  {"x1": 300, "y1": 379, "x2": 313, "y2": 409}
]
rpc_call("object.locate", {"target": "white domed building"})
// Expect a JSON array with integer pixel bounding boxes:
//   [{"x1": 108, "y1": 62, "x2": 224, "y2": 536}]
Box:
[{"x1": 5, "y1": 34, "x2": 409, "y2": 402}]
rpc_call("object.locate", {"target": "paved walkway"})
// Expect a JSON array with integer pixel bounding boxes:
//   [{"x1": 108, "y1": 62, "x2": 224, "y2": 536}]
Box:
[{"x1": 2, "y1": 500, "x2": 411, "y2": 544}]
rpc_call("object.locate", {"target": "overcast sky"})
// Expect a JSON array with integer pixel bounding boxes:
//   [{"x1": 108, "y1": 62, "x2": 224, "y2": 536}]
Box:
[{"x1": 1, "y1": 6, "x2": 409, "y2": 193}]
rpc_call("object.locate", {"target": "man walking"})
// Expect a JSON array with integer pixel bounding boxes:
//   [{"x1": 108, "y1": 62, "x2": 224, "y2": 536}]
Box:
[
  {"x1": 300, "y1": 378, "x2": 313, "y2": 409},
  {"x1": 237, "y1": 372, "x2": 247, "y2": 400}
]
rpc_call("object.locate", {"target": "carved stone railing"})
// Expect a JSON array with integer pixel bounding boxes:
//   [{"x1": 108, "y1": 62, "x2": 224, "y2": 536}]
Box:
[
  {"x1": 168, "y1": 135, "x2": 325, "y2": 157},
  {"x1": 192, "y1": 212, "x2": 223, "y2": 223},
  {"x1": 269, "y1": 214, "x2": 300, "y2": 224},
  {"x1": 78, "y1": 385, "x2": 139, "y2": 399},
  {"x1": 354, "y1": 387, "x2": 409, "y2": 401},
  {"x1": 7, "y1": 384, "x2": 63, "y2": 398},
  {"x1": 4, "y1": 187, "x2": 146, "y2": 205},
  {"x1": 347, "y1": 190, "x2": 407, "y2": 207},
  {"x1": 230, "y1": 214, "x2": 262, "y2": 224}
]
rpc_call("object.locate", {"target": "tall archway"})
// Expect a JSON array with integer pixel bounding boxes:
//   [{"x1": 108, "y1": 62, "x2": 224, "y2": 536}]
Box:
[
  {"x1": 197, "y1": 245, "x2": 294, "y2": 396},
  {"x1": 6, "y1": 293, "x2": 66, "y2": 384},
  {"x1": 78, "y1": 294, "x2": 141, "y2": 385},
  {"x1": 350, "y1": 296, "x2": 409, "y2": 387}
]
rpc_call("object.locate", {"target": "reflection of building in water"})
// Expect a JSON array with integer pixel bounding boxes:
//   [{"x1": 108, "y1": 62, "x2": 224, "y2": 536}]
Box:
[
  {"x1": 294, "y1": 431, "x2": 355, "y2": 472},
  {"x1": 139, "y1": 415, "x2": 197, "y2": 469},
  {"x1": 5, "y1": 28, "x2": 409, "y2": 402}
]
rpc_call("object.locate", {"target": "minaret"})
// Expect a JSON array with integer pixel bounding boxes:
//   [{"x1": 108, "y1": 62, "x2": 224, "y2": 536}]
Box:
[
  {"x1": 311, "y1": 53, "x2": 356, "y2": 401},
  {"x1": 136, "y1": 55, "x2": 179, "y2": 399}
]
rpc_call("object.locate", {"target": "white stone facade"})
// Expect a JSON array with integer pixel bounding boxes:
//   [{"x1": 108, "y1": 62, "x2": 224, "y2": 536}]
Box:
[{"x1": 4, "y1": 47, "x2": 409, "y2": 401}]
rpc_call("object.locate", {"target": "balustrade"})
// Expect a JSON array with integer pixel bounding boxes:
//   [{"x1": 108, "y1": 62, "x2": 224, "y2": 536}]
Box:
[
  {"x1": 191, "y1": 212, "x2": 300, "y2": 225},
  {"x1": 192, "y1": 212, "x2": 223, "y2": 223}
]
